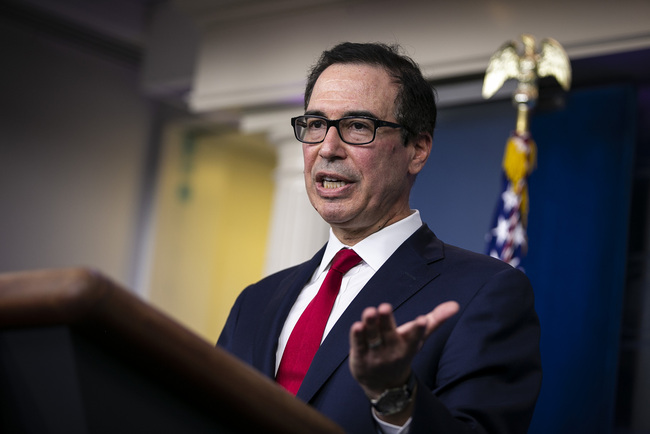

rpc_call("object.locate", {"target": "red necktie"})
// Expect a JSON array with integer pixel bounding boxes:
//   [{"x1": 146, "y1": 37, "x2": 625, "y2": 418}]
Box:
[{"x1": 276, "y1": 248, "x2": 362, "y2": 395}]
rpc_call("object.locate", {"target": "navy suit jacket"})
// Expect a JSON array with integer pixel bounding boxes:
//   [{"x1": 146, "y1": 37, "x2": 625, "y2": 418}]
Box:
[{"x1": 218, "y1": 225, "x2": 542, "y2": 433}]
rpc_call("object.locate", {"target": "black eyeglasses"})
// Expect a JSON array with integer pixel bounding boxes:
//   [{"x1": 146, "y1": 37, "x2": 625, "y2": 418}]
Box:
[{"x1": 291, "y1": 115, "x2": 403, "y2": 145}]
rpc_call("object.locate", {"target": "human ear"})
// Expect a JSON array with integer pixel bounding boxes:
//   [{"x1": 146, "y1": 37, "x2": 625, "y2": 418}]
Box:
[{"x1": 408, "y1": 133, "x2": 432, "y2": 175}]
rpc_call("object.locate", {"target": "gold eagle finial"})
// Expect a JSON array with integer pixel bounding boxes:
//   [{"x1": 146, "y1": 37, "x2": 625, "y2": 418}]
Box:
[{"x1": 482, "y1": 34, "x2": 571, "y2": 134}]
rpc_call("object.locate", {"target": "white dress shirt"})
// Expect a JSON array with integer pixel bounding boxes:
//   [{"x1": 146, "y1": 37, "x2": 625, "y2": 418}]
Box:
[{"x1": 275, "y1": 210, "x2": 423, "y2": 434}]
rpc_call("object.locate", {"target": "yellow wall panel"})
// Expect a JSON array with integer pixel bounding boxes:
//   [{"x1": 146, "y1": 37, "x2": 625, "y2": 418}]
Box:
[{"x1": 148, "y1": 126, "x2": 276, "y2": 343}]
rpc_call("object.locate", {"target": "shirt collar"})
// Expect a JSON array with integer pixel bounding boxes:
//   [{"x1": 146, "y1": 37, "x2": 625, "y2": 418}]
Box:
[{"x1": 319, "y1": 210, "x2": 423, "y2": 274}]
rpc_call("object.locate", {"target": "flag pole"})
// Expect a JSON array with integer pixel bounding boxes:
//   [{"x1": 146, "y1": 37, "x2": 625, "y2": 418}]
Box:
[{"x1": 482, "y1": 34, "x2": 571, "y2": 269}]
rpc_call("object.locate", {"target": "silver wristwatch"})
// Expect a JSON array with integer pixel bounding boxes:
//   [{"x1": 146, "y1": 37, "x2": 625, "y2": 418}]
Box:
[{"x1": 370, "y1": 373, "x2": 417, "y2": 416}]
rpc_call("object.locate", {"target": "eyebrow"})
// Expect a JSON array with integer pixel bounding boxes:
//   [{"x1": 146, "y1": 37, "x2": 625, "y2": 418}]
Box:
[{"x1": 304, "y1": 109, "x2": 380, "y2": 119}]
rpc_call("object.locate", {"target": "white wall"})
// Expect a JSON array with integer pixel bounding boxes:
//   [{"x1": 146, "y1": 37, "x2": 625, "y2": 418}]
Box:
[
  {"x1": 183, "y1": 0, "x2": 650, "y2": 112},
  {"x1": 0, "y1": 18, "x2": 152, "y2": 288}
]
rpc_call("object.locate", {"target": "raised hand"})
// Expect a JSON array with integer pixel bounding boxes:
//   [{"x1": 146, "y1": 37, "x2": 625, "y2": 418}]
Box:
[{"x1": 349, "y1": 301, "x2": 460, "y2": 423}]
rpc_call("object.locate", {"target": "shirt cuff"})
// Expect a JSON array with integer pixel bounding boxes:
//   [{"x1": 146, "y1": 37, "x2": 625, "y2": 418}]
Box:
[{"x1": 373, "y1": 411, "x2": 412, "y2": 434}]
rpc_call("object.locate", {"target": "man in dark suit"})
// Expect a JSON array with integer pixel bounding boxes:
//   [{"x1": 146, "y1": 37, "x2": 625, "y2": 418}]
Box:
[{"x1": 218, "y1": 42, "x2": 541, "y2": 433}]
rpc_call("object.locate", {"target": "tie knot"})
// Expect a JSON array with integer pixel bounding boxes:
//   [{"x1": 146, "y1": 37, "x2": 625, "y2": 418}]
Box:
[{"x1": 330, "y1": 248, "x2": 362, "y2": 274}]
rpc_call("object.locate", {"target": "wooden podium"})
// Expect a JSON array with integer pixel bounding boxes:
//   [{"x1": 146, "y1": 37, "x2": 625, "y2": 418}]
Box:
[{"x1": 0, "y1": 268, "x2": 343, "y2": 434}]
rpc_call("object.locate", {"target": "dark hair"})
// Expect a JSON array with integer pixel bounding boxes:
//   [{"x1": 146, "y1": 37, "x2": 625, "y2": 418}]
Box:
[{"x1": 304, "y1": 42, "x2": 437, "y2": 144}]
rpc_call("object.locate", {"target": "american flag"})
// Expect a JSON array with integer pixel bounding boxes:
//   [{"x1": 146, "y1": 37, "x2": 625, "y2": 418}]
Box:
[{"x1": 486, "y1": 133, "x2": 536, "y2": 270}]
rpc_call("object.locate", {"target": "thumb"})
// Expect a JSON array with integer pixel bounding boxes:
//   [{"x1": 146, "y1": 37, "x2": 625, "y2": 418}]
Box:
[{"x1": 422, "y1": 301, "x2": 459, "y2": 339}]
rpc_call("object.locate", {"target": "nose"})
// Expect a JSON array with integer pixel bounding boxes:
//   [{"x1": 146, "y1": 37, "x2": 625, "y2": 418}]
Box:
[{"x1": 318, "y1": 125, "x2": 346, "y2": 160}]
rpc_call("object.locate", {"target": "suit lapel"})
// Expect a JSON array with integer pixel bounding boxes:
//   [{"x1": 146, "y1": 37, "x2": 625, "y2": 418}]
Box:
[
  {"x1": 297, "y1": 225, "x2": 445, "y2": 402},
  {"x1": 252, "y1": 247, "x2": 326, "y2": 378}
]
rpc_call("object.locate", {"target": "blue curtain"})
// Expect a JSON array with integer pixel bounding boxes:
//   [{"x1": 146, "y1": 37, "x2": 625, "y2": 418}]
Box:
[{"x1": 527, "y1": 85, "x2": 636, "y2": 433}]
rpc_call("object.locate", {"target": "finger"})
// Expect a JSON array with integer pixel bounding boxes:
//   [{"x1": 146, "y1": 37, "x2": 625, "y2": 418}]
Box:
[
  {"x1": 394, "y1": 301, "x2": 459, "y2": 349},
  {"x1": 361, "y1": 307, "x2": 383, "y2": 350},
  {"x1": 395, "y1": 315, "x2": 428, "y2": 351},
  {"x1": 376, "y1": 303, "x2": 396, "y2": 335},
  {"x1": 361, "y1": 306, "x2": 379, "y2": 325},
  {"x1": 350, "y1": 321, "x2": 368, "y2": 353},
  {"x1": 422, "y1": 301, "x2": 460, "y2": 339}
]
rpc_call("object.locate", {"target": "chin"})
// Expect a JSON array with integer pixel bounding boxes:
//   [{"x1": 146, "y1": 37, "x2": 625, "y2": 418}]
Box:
[{"x1": 314, "y1": 205, "x2": 352, "y2": 226}]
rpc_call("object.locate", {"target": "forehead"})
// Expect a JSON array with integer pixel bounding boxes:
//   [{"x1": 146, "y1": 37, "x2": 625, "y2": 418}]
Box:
[{"x1": 308, "y1": 63, "x2": 399, "y2": 118}]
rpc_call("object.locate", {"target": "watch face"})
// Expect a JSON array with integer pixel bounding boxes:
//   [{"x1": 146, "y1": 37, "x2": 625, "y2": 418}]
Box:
[
  {"x1": 371, "y1": 374, "x2": 416, "y2": 416},
  {"x1": 375, "y1": 390, "x2": 409, "y2": 414},
  {"x1": 373, "y1": 388, "x2": 412, "y2": 415}
]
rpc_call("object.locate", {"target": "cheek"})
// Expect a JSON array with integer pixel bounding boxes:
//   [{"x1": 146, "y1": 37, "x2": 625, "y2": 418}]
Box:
[
  {"x1": 302, "y1": 146, "x2": 316, "y2": 173},
  {"x1": 372, "y1": 146, "x2": 408, "y2": 176}
]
